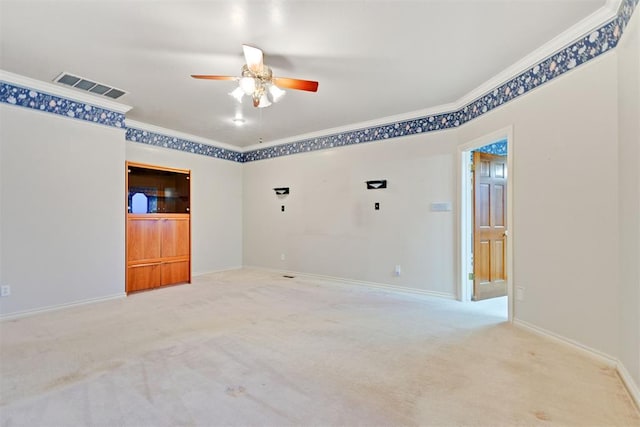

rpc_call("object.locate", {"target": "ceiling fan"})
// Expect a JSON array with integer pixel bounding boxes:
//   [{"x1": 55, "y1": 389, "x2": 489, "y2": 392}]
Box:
[{"x1": 191, "y1": 45, "x2": 319, "y2": 108}]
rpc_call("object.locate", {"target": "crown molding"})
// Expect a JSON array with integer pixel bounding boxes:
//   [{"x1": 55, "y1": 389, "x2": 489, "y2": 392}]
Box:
[
  {"x1": 125, "y1": 119, "x2": 243, "y2": 162},
  {"x1": 2, "y1": 0, "x2": 635, "y2": 163},
  {"x1": 244, "y1": 102, "x2": 459, "y2": 151},
  {"x1": 456, "y1": 0, "x2": 620, "y2": 109},
  {"x1": 244, "y1": 0, "x2": 623, "y2": 154},
  {"x1": 126, "y1": 119, "x2": 241, "y2": 152},
  {"x1": 0, "y1": 69, "x2": 132, "y2": 114}
]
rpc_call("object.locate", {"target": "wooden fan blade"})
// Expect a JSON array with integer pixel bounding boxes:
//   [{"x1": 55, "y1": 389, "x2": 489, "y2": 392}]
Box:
[
  {"x1": 243, "y1": 45, "x2": 264, "y2": 73},
  {"x1": 191, "y1": 75, "x2": 237, "y2": 81},
  {"x1": 272, "y1": 77, "x2": 319, "y2": 92}
]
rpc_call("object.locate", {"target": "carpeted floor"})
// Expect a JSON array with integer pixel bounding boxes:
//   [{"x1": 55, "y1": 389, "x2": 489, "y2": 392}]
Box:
[{"x1": 0, "y1": 269, "x2": 638, "y2": 426}]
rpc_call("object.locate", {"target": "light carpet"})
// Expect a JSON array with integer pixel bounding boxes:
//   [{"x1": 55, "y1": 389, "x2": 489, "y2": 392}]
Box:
[{"x1": 0, "y1": 269, "x2": 638, "y2": 426}]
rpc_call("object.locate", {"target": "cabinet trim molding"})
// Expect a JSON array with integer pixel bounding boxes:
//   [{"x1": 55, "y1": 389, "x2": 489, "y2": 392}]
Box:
[{"x1": 127, "y1": 161, "x2": 190, "y2": 175}]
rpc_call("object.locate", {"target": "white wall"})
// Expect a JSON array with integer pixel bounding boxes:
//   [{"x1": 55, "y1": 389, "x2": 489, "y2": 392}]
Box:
[
  {"x1": 244, "y1": 130, "x2": 459, "y2": 297},
  {"x1": 126, "y1": 142, "x2": 243, "y2": 275},
  {"x1": 0, "y1": 105, "x2": 126, "y2": 316},
  {"x1": 617, "y1": 10, "x2": 640, "y2": 387},
  {"x1": 0, "y1": 103, "x2": 244, "y2": 317},
  {"x1": 244, "y1": 48, "x2": 624, "y2": 362},
  {"x1": 459, "y1": 53, "x2": 620, "y2": 357}
]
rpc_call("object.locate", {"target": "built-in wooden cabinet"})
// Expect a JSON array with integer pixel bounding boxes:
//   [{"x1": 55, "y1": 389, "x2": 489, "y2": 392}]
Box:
[{"x1": 126, "y1": 162, "x2": 191, "y2": 293}]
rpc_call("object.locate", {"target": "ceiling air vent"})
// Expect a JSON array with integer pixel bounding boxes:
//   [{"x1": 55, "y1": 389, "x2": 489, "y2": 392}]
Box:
[{"x1": 53, "y1": 72, "x2": 127, "y2": 99}]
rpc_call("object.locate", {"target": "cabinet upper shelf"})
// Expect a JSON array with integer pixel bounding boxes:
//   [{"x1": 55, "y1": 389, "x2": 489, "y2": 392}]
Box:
[{"x1": 127, "y1": 163, "x2": 191, "y2": 214}]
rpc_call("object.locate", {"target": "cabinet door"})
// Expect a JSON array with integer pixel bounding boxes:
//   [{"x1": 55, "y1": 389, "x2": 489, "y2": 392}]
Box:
[
  {"x1": 128, "y1": 218, "x2": 161, "y2": 261},
  {"x1": 161, "y1": 260, "x2": 190, "y2": 286},
  {"x1": 161, "y1": 218, "x2": 190, "y2": 258},
  {"x1": 128, "y1": 264, "x2": 161, "y2": 292}
]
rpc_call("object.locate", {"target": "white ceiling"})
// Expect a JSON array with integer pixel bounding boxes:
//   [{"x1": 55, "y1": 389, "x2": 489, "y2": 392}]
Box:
[{"x1": 0, "y1": 0, "x2": 607, "y2": 148}]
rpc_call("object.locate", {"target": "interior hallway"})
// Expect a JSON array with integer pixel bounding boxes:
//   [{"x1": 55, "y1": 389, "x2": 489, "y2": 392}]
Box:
[{"x1": 0, "y1": 269, "x2": 637, "y2": 426}]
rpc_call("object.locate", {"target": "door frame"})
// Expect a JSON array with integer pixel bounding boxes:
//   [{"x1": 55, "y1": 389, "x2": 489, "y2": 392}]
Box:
[{"x1": 457, "y1": 125, "x2": 514, "y2": 321}]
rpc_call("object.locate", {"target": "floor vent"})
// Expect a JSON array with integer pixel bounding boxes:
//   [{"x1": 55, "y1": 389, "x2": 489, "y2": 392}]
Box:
[
  {"x1": 53, "y1": 72, "x2": 127, "y2": 99},
  {"x1": 283, "y1": 275, "x2": 295, "y2": 279}
]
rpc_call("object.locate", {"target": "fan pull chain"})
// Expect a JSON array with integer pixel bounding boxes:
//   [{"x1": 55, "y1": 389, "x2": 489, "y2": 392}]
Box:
[{"x1": 258, "y1": 107, "x2": 263, "y2": 143}]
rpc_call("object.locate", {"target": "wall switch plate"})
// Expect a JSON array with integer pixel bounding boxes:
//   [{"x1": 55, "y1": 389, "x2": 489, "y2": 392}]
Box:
[
  {"x1": 431, "y1": 202, "x2": 452, "y2": 212},
  {"x1": 516, "y1": 286, "x2": 525, "y2": 301},
  {"x1": 1, "y1": 285, "x2": 10, "y2": 297},
  {"x1": 394, "y1": 265, "x2": 401, "y2": 276},
  {"x1": 280, "y1": 254, "x2": 286, "y2": 261},
  {"x1": 375, "y1": 202, "x2": 380, "y2": 210}
]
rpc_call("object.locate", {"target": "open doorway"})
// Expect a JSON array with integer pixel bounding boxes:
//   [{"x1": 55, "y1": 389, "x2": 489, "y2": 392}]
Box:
[{"x1": 458, "y1": 127, "x2": 513, "y2": 321}]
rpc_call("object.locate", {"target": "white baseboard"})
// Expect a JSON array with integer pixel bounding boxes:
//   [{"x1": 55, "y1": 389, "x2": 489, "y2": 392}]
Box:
[
  {"x1": 616, "y1": 360, "x2": 640, "y2": 411},
  {"x1": 242, "y1": 265, "x2": 457, "y2": 300},
  {"x1": 513, "y1": 319, "x2": 617, "y2": 366},
  {"x1": 0, "y1": 292, "x2": 126, "y2": 321},
  {"x1": 192, "y1": 266, "x2": 244, "y2": 277},
  {"x1": 513, "y1": 318, "x2": 640, "y2": 410}
]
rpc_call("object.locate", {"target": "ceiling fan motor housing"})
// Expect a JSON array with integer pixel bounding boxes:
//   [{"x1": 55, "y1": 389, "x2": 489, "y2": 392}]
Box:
[{"x1": 241, "y1": 64, "x2": 277, "y2": 107}]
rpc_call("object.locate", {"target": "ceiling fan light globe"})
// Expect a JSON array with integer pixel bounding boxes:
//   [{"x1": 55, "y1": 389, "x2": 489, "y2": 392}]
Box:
[
  {"x1": 257, "y1": 93, "x2": 272, "y2": 108},
  {"x1": 268, "y1": 84, "x2": 286, "y2": 103},
  {"x1": 230, "y1": 87, "x2": 245, "y2": 102},
  {"x1": 239, "y1": 77, "x2": 256, "y2": 95}
]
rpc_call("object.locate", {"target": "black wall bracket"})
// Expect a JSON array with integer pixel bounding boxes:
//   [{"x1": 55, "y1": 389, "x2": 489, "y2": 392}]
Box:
[
  {"x1": 274, "y1": 187, "x2": 290, "y2": 195},
  {"x1": 366, "y1": 180, "x2": 387, "y2": 189}
]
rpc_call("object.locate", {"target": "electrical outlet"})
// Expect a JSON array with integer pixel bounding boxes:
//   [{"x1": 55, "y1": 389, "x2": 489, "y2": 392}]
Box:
[
  {"x1": 394, "y1": 265, "x2": 401, "y2": 276},
  {"x1": 1, "y1": 285, "x2": 10, "y2": 297},
  {"x1": 280, "y1": 254, "x2": 286, "y2": 261},
  {"x1": 516, "y1": 286, "x2": 525, "y2": 301}
]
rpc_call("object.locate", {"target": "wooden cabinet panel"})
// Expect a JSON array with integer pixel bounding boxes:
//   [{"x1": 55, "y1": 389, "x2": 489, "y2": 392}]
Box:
[
  {"x1": 161, "y1": 218, "x2": 190, "y2": 258},
  {"x1": 127, "y1": 218, "x2": 161, "y2": 261},
  {"x1": 126, "y1": 216, "x2": 190, "y2": 293},
  {"x1": 161, "y1": 260, "x2": 190, "y2": 286},
  {"x1": 127, "y1": 264, "x2": 161, "y2": 292}
]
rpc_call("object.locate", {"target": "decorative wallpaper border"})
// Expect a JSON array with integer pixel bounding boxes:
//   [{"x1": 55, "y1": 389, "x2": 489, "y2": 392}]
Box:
[
  {"x1": 456, "y1": 1, "x2": 633, "y2": 127},
  {"x1": 0, "y1": 81, "x2": 125, "y2": 128},
  {"x1": 0, "y1": 0, "x2": 637, "y2": 163},
  {"x1": 125, "y1": 127, "x2": 244, "y2": 163},
  {"x1": 473, "y1": 139, "x2": 508, "y2": 156},
  {"x1": 243, "y1": 111, "x2": 460, "y2": 162},
  {"x1": 244, "y1": 0, "x2": 637, "y2": 162}
]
